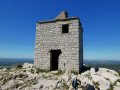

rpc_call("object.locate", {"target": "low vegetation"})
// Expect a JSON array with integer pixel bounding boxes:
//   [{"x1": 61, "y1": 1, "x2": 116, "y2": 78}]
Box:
[
  {"x1": 105, "y1": 78, "x2": 110, "y2": 81},
  {"x1": 117, "y1": 72, "x2": 120, "y2": 76},
  {"x1": 85, "y1": 72, "x2": 91, "y2": 79},
  {"x1": 15, "y1": 83, "x2": 22, "y2": 88},
  {"x1": 92, "y1": 81, "x2": 99, "y2": 89},
  {"x1": 36, "y1": 68, "x2": 50, "y2": 74},
  {"x1": 107, "y1": 70, "x2": 110, "y2": 72},
  {"x1": 79, "y1": 86, "x2": 85, "y2": 90},
  {"x1": 30, "y1": 69, "x2": 34, "y2": 74},
  {"x1": 54, "y1": 70, "x2": 64, "y2": 76},
  {"x1": 116, "y1": 79, "x2": 120, "y2": 82},
  {"x1": 110, "y1": 84, "x2": 114, "y2": 90},
  {"x1": 87, "y1": 65, "x2": 91, "y2": 68},
  {"x1": 112, "y1": 79, "x2": 120, "y2": 87},
  {"x1": 71, "y1": 71, "x2": 78, "y2": 75},
  {"x1": 16, "y1": 64, "x2": 22, "y2": 69},
  {"x1": 42, "y1": 75, "x2": 48, "y2": 79},
  {"x1": 62, "y1": 82, "x2": 69, "y2": 89}
]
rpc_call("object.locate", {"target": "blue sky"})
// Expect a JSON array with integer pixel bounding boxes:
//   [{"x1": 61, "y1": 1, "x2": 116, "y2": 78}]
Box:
[{"x1": 0, "y1": 0, "x2": 120, "y2": 60}]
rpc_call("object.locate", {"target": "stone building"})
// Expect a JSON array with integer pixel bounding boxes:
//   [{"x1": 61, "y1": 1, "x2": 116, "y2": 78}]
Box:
[{"x1": 34, "y1": 11, "x2": 83, "y2": 73}]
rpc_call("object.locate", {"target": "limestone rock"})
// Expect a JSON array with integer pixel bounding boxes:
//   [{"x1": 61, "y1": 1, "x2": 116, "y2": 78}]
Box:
[
  {"x1": 62, "y1": 73, "x2": 70, "y2": 82},
  {"x1": 23, "y1": 63, "x2": 33, "y2": 68},
  {"x1": 114, "y1": 86, "x2": 120, "y2": 90},
  {"x1": 69, "y1": 85, "x2": 74, "y2": 90},
  {"x1": 116, "y1": 82, "x2": 120, "y2": 87},
  {"x1": 0, "y1": 63, "x2": 120, "y2": 90},
  {"x1": 2, "y1": 68, "x2": 7, "y2": 72}
]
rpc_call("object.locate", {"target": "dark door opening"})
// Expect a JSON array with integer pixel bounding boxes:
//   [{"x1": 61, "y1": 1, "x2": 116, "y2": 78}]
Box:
[{"x1": 50, "y1": 50, "x2": 61, "y2": 71}]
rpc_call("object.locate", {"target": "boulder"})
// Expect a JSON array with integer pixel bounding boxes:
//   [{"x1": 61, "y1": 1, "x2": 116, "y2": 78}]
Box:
[
  {"x1": 53, "y1": 80, "x2": 59, "y2": 89},
  {"x1": 81, "y1": 77, "x2": 93, "y2": 87},
  {"x1": 62, "y1": 73, "x2": 71, "y2": 82},
  {"x1": 91, "y1": 74, "x2": 110, "y2": 90},
  {"x1": 23, "y1": 63, "x2": 33, "y2": 68},
  {"x1": 2, "y1": 68, "x2": 7, "y2": 72},
  {"x1": 99, "y1": 69, "x2": 119, "y2": 83},
  {"x1": 114, "y1": 86, "x2": 120, "y2": 90},
  {"x1": 90, "y1": 68, "x2": 95, "y2": 74},
  {"x1": 116, "y1": 82, "x2": 120, "y2": 87},
  {"x1": 57, "y1": 83, "x2": 62, "y2": 88}
]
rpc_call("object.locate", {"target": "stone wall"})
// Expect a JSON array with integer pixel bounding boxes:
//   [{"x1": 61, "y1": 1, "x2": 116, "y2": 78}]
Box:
[{"x1": 34, "y1": 18, "x2": 83, "y2": 73}]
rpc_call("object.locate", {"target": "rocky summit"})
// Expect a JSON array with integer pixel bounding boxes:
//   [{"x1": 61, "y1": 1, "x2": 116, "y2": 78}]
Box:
[{"x1": 0, "y1": 63, "x2": 120, "y2": 90}]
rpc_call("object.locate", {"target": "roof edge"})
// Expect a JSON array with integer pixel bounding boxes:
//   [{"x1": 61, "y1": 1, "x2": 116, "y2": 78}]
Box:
[{"x1": 37, "y1": 17, "x2": 79, "y2": 24}]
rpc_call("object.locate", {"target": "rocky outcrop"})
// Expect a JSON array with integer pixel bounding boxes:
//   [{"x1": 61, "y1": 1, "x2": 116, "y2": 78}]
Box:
[{"x1": 0, "y1": 63, "x2": 120, "y2": 90}]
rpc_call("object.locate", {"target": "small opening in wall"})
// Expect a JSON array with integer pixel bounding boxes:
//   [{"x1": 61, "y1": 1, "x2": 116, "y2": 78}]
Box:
[
  {"x1": 50, "y1": 50, "x2": 61, "y2": 71},
  {"x1": 62, "y1": 24, "x2": 69, "y2": 33}
]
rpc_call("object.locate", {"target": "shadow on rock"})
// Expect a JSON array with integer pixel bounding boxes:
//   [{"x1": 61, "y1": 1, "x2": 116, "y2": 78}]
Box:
[
  {"x1": 80, "y1": 65, "x2": 99, "y2": 73},
  {"x1": 80, "y1": 65, "x2": 91, "y2": 73}
]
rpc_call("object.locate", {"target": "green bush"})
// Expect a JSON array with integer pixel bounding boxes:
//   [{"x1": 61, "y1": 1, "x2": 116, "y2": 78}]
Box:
[
  {"x1": 63, "y1": 82, "x2": 69, "y2": 89},
  {"x1": 54, "y1": 70, "x2": 64, "y2": 76},
  {"x1": 107, "y1": 70, "x2": 110, "y2": 72},
  {"x1": 30, "y1": 69, "x2": 34, "y2": 74},
  {"x1": 87, "y1": 65, "x2": 91, "y2": 68},
  {"x1": 71, "y1": 71, "x2": 78, "y2": 75},
  {"x1": 113, "y1": 79, "x2": 120, "y2": 86},
  {"x1": 15, "y1": 83, "x2": 21, "y2": 88},
  {"x1": 42, "y1": 75, "x2": 48, "y2": 79},
  {"x1": 116, "y1": 79, "x2": 120, "y2": 82},
  {"x1": 16, "y1": 64, "x2": 22, "y2": 69},
  {"x1": 117, "y1": 72, "x2": 120, "y2": 76},
  {"x1": 36, "y1": 68, "x2": 50, "y2": 74}
]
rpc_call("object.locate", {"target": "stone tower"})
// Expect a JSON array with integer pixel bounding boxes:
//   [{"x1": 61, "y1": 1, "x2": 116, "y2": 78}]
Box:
[{"x1": 34, "y1": 11, "x2": 83, "y2": 73}]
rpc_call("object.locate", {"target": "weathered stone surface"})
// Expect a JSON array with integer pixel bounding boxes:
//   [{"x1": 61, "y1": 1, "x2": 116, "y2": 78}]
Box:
[
  {"x1": 55, "y1": 11, "x2": 68, "y2": 20},
  {"x1": 23, "y1": 63, "x2": 33, "y2": 68},
  {"x1": 34, "y1": 11, "x2": 83, "y2": 73},
  {"x1": 62, "y1": 73, "x2": 70, "y2": 82}
]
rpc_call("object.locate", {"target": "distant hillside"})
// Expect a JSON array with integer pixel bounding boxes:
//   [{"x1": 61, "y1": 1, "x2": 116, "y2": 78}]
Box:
[
  {"x1": 0, "y1": 58, "x2": 33, "y2": 69},
  {"x1": 84, "y1": 60, "x2": 120, "y2": 72}
]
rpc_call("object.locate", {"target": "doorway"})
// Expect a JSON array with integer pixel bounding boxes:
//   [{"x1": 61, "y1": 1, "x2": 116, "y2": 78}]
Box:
[{"x1": 50, "y1": 50, "x2": 61, "y2": 71}]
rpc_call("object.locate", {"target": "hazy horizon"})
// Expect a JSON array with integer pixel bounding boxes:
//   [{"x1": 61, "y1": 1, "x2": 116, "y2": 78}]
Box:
[{"x1": 0, "y1": 58, "x2": 120, "y2": 62}]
